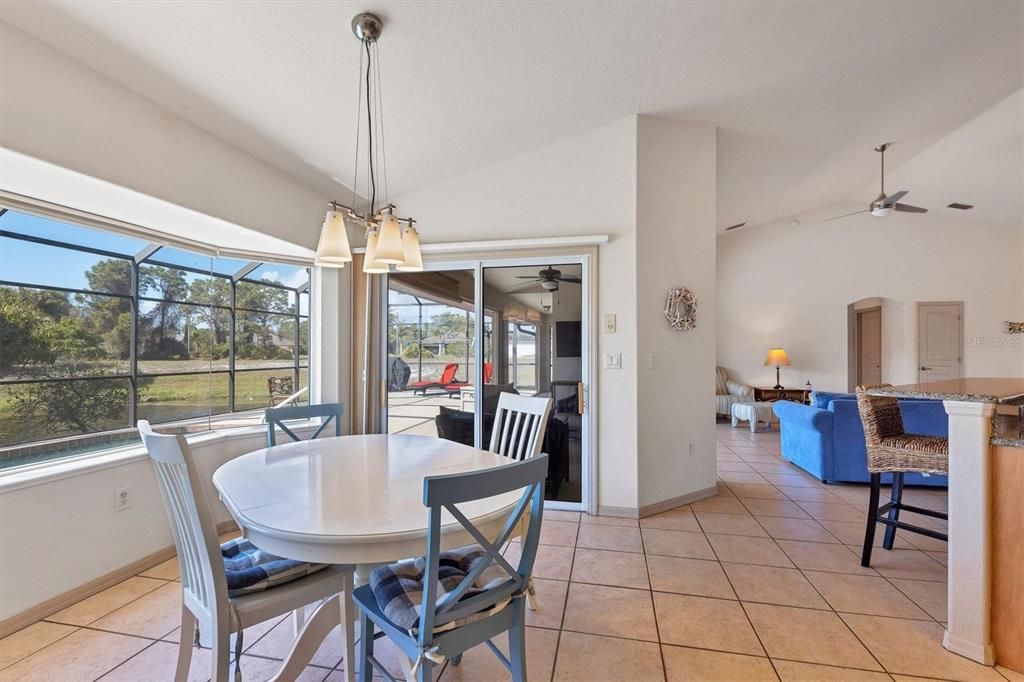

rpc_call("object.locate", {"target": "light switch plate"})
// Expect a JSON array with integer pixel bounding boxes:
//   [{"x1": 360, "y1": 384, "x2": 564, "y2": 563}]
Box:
[
  {"x1": 604, "y1": 314, "x2": 617, "y2": 334},
  {"x1": 603, "y1": 353, "x2": 622, "y2": 369}
]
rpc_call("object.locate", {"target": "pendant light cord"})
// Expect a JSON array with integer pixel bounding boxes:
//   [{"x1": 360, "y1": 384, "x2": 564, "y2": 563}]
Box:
[
  {"x1": 365, "y1": 39, "x2": 377, "y2": 216},
  {"x1": 374, "y1": 41, "x2": 389, "y2": 206},
  {"x1": 350, "y1": 43, "x2": 363, "y2": 210}
]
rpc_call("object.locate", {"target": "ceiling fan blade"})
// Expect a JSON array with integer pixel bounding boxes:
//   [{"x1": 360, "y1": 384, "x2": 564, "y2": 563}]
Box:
[
  {"x1": 882, "y1": 190, "x2": 908, "y2": 205},
  {"x1": 557, "y1": 276, "x2": 582, "y2": 283},
  {"x1": 893, "y1": 203, "x2": 928, "y2": 214},
  {"x1": 515, "y1": 276, "x2": 543, "y2": 279},
  {"x1": 507, "y1": 280, "x2": 544, "y2": 293},
  {"x1": 823, "y1": 208, "x2": 870, "y2": 222}
]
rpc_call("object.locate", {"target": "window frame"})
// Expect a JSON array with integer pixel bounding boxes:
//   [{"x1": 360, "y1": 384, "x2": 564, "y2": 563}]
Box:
[{"x1": 0, "y1": 207, "x2": 311, "y2": 458}]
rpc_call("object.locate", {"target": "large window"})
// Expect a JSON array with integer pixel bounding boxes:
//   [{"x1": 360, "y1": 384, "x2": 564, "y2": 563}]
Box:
[{"x1": 0, "y1": 208, "x2": 311, "y2": 467}]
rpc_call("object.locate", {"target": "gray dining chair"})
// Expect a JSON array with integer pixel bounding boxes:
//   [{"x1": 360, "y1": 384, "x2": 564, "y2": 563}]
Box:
[
  {"x1": 266, "y1": 402, "x2": 342, "y2": 446},
  {"x1": 353, "y1": 454, "x2": 549, "y2": 682},
  {"x1": 138, "y1": 420, "x2": 356, "y2": 682}
]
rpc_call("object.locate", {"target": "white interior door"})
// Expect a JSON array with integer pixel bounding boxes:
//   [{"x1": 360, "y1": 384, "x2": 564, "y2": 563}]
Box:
[
  {"x1": 917, "y1": 303, "x2": 962, "y2": 382},
  {"x1": 857, "y1": 308, "x2": 882, "y2": 385}
]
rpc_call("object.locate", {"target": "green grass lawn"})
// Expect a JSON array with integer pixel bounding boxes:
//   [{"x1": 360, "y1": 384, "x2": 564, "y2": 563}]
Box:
[{"x1": 0, "y1": 362, "x2": 307, "y2": 447}]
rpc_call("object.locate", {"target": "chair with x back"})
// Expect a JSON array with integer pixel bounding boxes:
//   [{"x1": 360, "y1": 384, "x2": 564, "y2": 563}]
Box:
[
  {"x1": 138, "y1": 420, "x2": 355, "y2": 682},
  {"x1": 354, "y1": 454, "x2": 548, "y2": 682},
  {"x1": 266, "y1": 402, "x2": 342, "y2": 446},
  {"x1": 488, "y1": 393, "x2": 553, "y2": 461}
]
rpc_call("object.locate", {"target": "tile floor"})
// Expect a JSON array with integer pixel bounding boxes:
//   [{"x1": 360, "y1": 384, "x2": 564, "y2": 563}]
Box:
[{"x1": 1, "y1": 423, "x2": 1018, "y2": 681}]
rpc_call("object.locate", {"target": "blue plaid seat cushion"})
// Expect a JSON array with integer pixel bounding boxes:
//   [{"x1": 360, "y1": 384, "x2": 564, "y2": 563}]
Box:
[
  {"x1": 370, "y1": 544, "x2": 512, "y2": 633},
  {"x1": 222, "y1": 538, "x2": 327, "y2": 597}
]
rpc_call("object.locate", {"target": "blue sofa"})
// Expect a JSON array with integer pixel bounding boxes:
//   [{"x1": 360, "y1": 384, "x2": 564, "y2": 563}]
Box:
[{"x1": 773, "y1": 392, "x2": 948, "y2": 487}]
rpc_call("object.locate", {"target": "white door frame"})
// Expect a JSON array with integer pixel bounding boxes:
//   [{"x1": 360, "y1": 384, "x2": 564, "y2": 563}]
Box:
[{"x1": 382, "y1": 254, "x2": 595, "y2": 514}]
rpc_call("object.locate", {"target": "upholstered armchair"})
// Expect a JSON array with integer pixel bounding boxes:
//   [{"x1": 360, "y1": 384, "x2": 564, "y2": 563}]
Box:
[{"x1": 715, "y1": 366, "x2": 753, "y2": 416}]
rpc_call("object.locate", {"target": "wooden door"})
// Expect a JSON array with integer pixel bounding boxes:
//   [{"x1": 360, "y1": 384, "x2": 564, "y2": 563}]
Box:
[
  {"x1": 917, "y1": 303, "x2": 962, "y2": 382},
  {"x1": 856, "y1": 308, "x2": 882, "y2": 385}
]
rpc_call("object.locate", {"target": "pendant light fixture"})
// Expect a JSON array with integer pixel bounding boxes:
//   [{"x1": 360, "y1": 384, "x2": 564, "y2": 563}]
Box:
[{"x1": 313, "y1": 12, "x2": 424, "y2": 272}]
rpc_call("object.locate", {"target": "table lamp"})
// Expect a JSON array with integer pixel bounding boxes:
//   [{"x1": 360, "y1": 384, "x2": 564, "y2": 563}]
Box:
[{"x1": 764, "y1": 348, "x2": 791, "y2": 390}]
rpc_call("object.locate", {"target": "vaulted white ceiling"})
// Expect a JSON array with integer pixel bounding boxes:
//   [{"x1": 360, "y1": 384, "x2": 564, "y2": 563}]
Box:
[{"x1": 2, "y1": 1, "x2": 1021, "y2": 231}]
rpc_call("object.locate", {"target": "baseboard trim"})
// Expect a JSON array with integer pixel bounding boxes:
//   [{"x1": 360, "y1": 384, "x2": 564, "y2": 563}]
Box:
[
  {"x1": 0, "y1": 519, "x2": 238, "y2": 639},
  {"x1": 638, "y1": 486, "x2": 718, "y2": 519},
  {"x1": 595, "y1": 505, "x2": 639, "y2": 519},
  {"x1": 943, "y1": 629, "x2": 996, "y2": 666}
]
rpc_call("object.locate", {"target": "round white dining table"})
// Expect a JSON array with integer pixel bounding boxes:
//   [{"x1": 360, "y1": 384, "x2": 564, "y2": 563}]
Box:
[{"x1": 212, "y1": 433, "x2": 522, "y2": 682}]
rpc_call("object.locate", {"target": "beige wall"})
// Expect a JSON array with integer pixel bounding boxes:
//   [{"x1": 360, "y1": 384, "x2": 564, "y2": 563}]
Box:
[
  {"x1": 395, "y1": 115, "x2": 720, "y2": 513},
  {"x1": 717, "y1": 210, "x2": 1024, "y2": 391},
  {"x1": 635, "y1": 117, "x2": 718, "y2": 509},
  {"x1": 0, "y1": 23, "x2": 330, "y2": 249},
  {"x1": 393, "y1": 117, "x2": 641, "y2": 509}
]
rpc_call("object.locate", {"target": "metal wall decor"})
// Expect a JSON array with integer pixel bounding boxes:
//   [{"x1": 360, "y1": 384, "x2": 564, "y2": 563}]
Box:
[
  {"x1": 1007, "y1": 321, "x2": 1024, "y2": 335},
  {"x1": 664, "y1": 287, "x2": 698, "y2": 331}
]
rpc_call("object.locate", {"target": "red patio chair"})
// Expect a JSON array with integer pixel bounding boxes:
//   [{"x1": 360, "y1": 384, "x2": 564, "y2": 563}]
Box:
[{"x1": 409, "y1": 363, "x2": 460, "y2": 396}]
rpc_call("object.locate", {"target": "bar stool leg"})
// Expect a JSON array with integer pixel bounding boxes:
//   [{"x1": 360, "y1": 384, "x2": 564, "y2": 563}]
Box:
[
  {"x1": 882, "y1": 472, "x2": 904, "y2": 550},
  {"x1": 861, "y1": 473, "x2": 881, "y2": 567}
]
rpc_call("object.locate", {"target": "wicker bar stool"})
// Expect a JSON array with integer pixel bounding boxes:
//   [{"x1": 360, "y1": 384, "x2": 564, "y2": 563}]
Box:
[{"x1": 855, "y1": 385, "x2": 949, "y2": 567}]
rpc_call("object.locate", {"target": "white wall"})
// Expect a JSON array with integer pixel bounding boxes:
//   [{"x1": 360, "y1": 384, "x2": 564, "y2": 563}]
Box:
[
  {"x1": 394, "y1": 117, "x2": 640, "y2": 510},
  {"x1": 396, "y1": 115, "x2": 720, "y2": 513},
  {"x1": 0, "y1": 23, "x2": 330, "y2": 249},
  {"x1": 717, "y1": 210, "x2": 1024, "y2": 390},
  {"x1": 0, "y1": 430, "x2": 279, "y2": 621},
  {"x1": 0, "y1": 24, "x2": 356, "y2": 625},
  {"x1": 635, "y1": 117, "x2": 718, "y2": 509}
]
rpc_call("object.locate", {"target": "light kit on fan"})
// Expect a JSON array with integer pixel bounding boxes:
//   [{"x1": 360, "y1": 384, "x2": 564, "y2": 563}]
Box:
[{"x1": 313, "y1": 12, "x2": 423, "y2": 273}]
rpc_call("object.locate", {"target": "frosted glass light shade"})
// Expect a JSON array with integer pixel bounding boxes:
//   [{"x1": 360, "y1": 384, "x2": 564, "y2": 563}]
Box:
[
  {"x1": 395, "y1": 227, "x2": 423, "y2": 272},
  {"x1": 374, "y1": 214, "x2": 405, "y2": 264},
  {"x1": 763, "y1": 348, "x2": 791, "y2": 366},
  {"x1": 362, "y1": 230, "x2": 390, "y2": 273},
  {"x1": 314, "y1": 210, "x2": 352, "y2": 267}
]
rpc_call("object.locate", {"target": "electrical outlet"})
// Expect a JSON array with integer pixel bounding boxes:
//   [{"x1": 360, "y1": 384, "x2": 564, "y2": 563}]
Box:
[
  {"x1": 115, "y1": 486, "x2": 131, "y2": 512},
  {"x1": 604, "y1": 314, "x2": 617, "y2": 334}
]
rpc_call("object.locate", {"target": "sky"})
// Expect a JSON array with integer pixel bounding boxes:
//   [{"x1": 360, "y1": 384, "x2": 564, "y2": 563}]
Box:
[{"x1": 0, "y1": 210, "x2": 309, "y2": 299}]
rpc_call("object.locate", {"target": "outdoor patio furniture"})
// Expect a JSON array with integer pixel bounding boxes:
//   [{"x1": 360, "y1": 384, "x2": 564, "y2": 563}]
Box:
[
  {"x1": 268, "y1": 376, "x2": 295, "y2": 406},
  {"x1": 409, "y1": 363, "x2": 467, "y2": 396}
]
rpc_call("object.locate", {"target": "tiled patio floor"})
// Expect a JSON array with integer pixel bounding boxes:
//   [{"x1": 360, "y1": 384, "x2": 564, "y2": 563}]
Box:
[{"x1": 1, "y1": 423, "x2": 1016, "y2": 681}]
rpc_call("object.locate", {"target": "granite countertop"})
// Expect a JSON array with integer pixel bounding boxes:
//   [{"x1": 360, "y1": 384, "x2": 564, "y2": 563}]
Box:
[
  {"x1": 866, "y1": 378, "x2": 1024, "y2": 404},
  {"x1": 992, "y1": 414, "x2": 1024, "y2": 448}
]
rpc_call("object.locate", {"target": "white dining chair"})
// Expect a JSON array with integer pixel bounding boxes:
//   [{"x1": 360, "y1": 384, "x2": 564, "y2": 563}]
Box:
[
  {"x1": 488, "y1": 393, "x2": 553, "y2": 460},
  {"x1": 487, "y1": 393, "x2": 552, "y2": 610},
  {"x1": 138, "y1": 420, "x2": 356, "y2": 682}
]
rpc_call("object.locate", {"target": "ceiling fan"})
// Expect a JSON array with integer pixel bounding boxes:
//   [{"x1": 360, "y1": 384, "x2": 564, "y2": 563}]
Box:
[
  {"x1": 510, "y1": 267, "x2": 581, "y2": 292},
  {"x1": 826, "y1": 142, "x2": 928, "y2": 222}
]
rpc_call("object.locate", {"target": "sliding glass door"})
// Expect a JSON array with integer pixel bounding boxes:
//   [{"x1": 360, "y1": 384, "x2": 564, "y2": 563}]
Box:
[{"x1": 382, "y1": 256, "x2": 591, "y2": 511}]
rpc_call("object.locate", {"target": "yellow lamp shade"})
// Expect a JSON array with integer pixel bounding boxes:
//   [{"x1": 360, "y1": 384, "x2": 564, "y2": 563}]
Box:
[
  {"x1": 362, "y1": 230, "x2": 390, "y2": 273},
  {"x1": 763, "y1": 348, "x2": 791, "y2": 367},
  {"x1": 374, "y1": 213, "x2": 405, "y2": 264},
  {"x1": 313, "y1": 210, "x2": 352, "y2": 267},
  {"x1": 395, "y1": 226, "x2": 423, "y2": 272}
]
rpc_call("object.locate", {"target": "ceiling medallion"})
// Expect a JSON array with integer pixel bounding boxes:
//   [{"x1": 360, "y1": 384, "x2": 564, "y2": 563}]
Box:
[{"x1": 314, "y1": 12, "x2": 423, "y2": 273}]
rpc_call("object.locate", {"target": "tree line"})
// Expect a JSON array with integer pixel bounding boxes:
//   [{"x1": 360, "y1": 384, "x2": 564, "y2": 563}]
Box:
[{"x1": 0, "y1": 258, "x2": 307, "y2": 442}]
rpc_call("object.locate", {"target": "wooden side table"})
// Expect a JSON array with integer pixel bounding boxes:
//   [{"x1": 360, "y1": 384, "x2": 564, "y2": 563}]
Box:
[{"x1": 754, "y1": 387, "x2": 812, "y2": 404}]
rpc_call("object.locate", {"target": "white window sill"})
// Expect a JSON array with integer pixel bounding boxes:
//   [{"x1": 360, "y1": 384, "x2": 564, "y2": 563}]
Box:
[{"x1": 0, "y1": 423, "x2": 316, "y2": 494}]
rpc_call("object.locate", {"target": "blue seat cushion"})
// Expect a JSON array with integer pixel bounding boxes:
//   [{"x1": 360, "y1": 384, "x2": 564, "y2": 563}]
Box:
[
  {"x1": 370, "y1": 544, "x2": 512, "y2": 633},
  {"x1": 222, "y1": 538, "x2": 326, "y2": 597}
]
